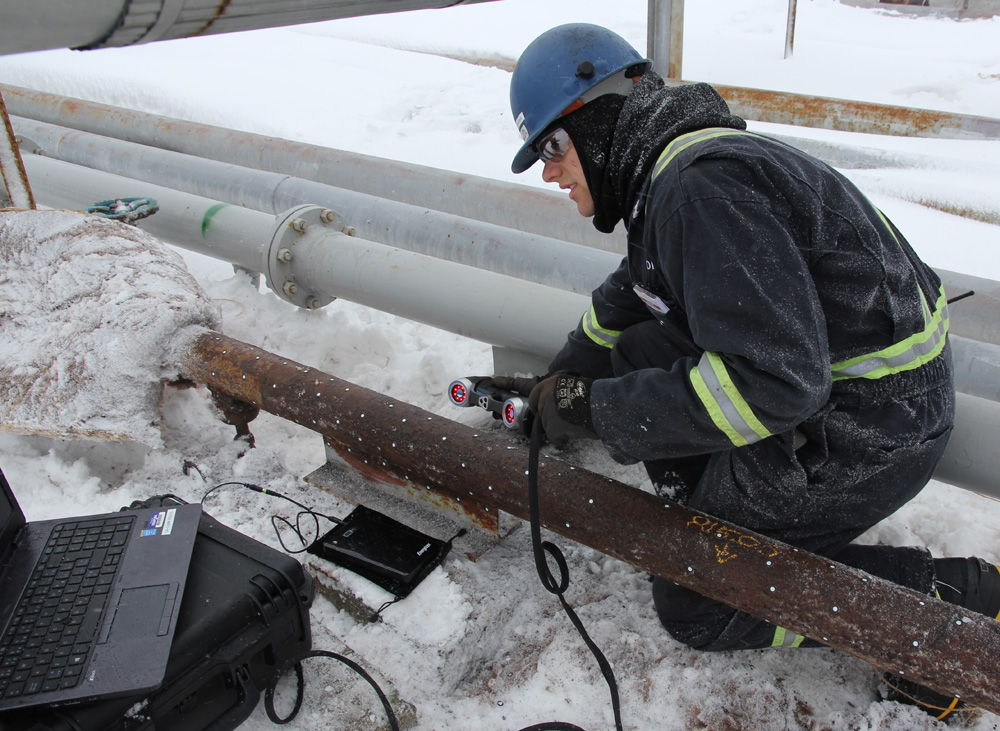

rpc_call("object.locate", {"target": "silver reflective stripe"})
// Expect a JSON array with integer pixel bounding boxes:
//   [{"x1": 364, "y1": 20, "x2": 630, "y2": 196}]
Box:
[
  {"x1": 830, "y1": 288, "x2": 949, "y2": 381},
  {"x1": 690, "y1": 352, "x2": 773, "y2": 447},
  {"x1": 581, "y1": 305, "x2": 621, "y2": 350}
]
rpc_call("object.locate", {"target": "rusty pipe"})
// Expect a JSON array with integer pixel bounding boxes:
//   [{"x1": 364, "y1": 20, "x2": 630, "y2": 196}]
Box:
[
  {"x1": 704, "y1": 81, "x2": 1000, "y2": 140},
  {"x1": 0, "y1": 91, "x2": 34, "y2": 209},
  {"x1": 179, "y1": 329, "x2": 1000, "y2": 715}
]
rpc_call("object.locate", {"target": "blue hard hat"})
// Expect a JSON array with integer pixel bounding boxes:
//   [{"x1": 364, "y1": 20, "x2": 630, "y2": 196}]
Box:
[{"x1": 510, "y1": 23, "x2": 649, "y2": 174}]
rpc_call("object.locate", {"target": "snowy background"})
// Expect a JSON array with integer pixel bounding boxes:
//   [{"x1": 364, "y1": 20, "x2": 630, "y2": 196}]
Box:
[{"x1": 2, "y1": 0, "x2": 1000, "y2": 729}]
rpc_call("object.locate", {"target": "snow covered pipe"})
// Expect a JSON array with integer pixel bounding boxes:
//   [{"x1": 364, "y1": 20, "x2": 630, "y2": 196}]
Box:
[
  {"x1": 0, "y1": 0, "x2": 500, "y2": 56},
  {"x1": 180, "y1": 329, "x2": 1000, "y2": 715},
  {"x1": 20, "y1": 153, "x2": 590, "y2": 361},
  {"x1": 12, "y1": 114, "x2": 1000, "y2": 350},
  {"x1": 12, "y1": 117, "x2": 619, "y2": 297}
]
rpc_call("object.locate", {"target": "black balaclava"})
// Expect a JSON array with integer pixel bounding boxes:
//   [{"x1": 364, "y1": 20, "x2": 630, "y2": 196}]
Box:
[
  {"x1": 560, "y1": 72, "x2": 747, "y2": 234},
  {"x1": 559, "y1": 95, "x2": 626, "y2": 234}
]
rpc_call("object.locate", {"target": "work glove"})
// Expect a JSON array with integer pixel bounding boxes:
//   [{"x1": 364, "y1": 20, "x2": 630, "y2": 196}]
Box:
[
  {"x1": 489, "y1": 375, "x2": 541, "y2": 397},
  {"x1": 528, "y1": 374, "x2": 598, "y2": 448}
]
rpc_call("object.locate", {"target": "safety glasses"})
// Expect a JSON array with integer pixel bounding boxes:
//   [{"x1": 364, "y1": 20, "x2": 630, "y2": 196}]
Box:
[{"x1": 535, "y1": 127, "x2": 572, "y2": 163}]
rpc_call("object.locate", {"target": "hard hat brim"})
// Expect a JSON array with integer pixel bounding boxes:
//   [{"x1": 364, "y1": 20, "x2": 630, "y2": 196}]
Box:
[{"x1": 511, "y1": 141, "x2": 541, "y2": 174}]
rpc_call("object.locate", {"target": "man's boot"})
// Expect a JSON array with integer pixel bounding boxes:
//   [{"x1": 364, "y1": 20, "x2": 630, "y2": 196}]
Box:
[{"x1": 882, "y1": 557, "x2": 1000, "y2": 722}]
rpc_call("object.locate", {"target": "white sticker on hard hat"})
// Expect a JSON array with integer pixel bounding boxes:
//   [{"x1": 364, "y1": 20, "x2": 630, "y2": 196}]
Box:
[{"x1": 515, "y1": 112, "x2": 529, "y2": 141}]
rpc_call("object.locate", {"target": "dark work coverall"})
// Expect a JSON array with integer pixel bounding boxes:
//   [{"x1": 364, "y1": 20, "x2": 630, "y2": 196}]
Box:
[{"x1": 549, "y1": 128, "x2": 955, "y2": 651}]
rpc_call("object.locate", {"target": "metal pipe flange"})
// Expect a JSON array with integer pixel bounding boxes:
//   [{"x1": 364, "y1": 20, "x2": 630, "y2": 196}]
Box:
[{"x1": 264, "y1": 204, "x2": 345, "y2": 310}]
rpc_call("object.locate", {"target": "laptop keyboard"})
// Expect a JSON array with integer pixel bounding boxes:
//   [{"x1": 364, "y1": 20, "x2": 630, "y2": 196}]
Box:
[{"x1": 0, "y1": 515, "x2": 134, "y2": 699}]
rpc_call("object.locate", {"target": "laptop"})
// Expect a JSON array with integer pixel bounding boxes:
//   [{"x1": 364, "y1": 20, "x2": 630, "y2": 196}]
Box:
[{"x1": 0, "y1": 465, "x2": 201, "y2": 712}]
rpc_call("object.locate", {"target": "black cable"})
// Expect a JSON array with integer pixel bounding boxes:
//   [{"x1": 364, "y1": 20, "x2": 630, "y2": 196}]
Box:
[
  {"x1": 264, "y1": 650, "x2": 400, "y2": 730},
  {"x1": 192, "y1": 483, "x2": 405, "y2": 728},
  {"x1": 522, "y1": 417, "x2": 624, "y2": 731},
  {"x1": 199, "y1": 465, "x2": 621, "y2": 730},
  {"x1": 201, "y1": 481, "x2": 342, "y2": 554}
]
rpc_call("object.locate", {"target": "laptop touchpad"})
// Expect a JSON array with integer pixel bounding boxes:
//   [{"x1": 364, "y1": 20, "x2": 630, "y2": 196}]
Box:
[{"x1": 107, "y1": 584, "x2": 171, "y2": 641}]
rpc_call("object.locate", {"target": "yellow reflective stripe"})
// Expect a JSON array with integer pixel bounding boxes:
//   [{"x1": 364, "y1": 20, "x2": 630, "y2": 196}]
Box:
[
  {"x1": 770, "y1": 626, "x2": 807, "y2": 648},
  {"x1": 690, "y1": 352, "x2": 773, "y2": 447},
  {"x1": 581, "y1": 305, "x2": 622, "y2": 350},
  {"x1": 830, "y1": 287, "x2": 949, "y2": 381},
  {"x1": 652, "y1": 128, "x2": 754, "y2": 182},
  {"x1": 873, "y1": 208, "x2": 934, "y2": 328}
]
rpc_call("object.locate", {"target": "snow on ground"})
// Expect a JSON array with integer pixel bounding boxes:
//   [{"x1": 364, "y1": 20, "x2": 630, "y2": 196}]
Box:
[{"x1": 2, "y1": 0, "x2": 1000, "y2": 729}]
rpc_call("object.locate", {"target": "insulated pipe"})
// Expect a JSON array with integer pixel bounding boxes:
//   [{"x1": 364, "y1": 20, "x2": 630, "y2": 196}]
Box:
[
  {"x1": 14, "y1": 84, "x2": 1000, "y2": 248},
  {"x1": 0, "y1": 0, "x2": 500, "y2": 56},
  {"x1": 180, "y1": 329, "x2": 1000, "y2": 716},
  {"x1": 21, "y1": 153, "x2": 589, "y2": 360},
  {"x1": 940, "y1": 270, "x2": 1000, "y2": 347},
  {"x1": 951, "y1": 335, "x2": 1000, "y2": 403},
  {"x1": 20, "y1": 148, "x2": 1000, "y2": 496},
  {"x1": 938, "y1": 391, "x2": 1000, "y2": 495},
  {"x1": 13, "y1": 118, "x2": 619, "y2": 296},
  {"x1": 21, "y1": 154, "x2": 270, "y2": 272},
  {"x1": 8, "y1": 89, "x2": 1000, "y2": 329},
  {"x1": 13, "y1": 116, "x2": 1000, "y2": 351},
  {"x1": 0, "y1": 85, "x2": 609, "y2": 252},
  {"x1": 8, "y1": 83, "x2": 1000, "y2": 249},
  {"x1": 17, "y1": 132, "x2": 1000, "y2": 399}
]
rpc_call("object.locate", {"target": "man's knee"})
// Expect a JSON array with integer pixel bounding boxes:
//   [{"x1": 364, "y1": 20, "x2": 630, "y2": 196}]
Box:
[
  {"x1": 651, "y1": 577, "x2": 735, "y2": 651},
  {"x1": 611, "y1": 319, "x2": 700, "y2": 376}
]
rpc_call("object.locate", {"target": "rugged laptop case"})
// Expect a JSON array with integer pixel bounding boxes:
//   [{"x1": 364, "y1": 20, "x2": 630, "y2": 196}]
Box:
[{"x1": 3, "y1": 507, "x2": 314, "y2": 731}]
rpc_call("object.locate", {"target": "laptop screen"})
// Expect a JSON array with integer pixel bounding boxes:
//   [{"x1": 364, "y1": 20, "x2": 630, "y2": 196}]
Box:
[{"x1": 0, "y1": 468, "x2": 26, "y2": 566}]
